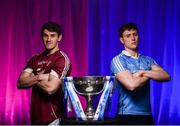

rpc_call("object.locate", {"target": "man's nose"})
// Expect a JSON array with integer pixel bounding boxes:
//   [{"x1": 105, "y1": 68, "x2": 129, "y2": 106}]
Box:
[
  {"x1": 131, "y1": 35, "x2": 135, "y2": 40},
  {"x1": 47, "y1": 37, "x2": 51, "y2": 41}
]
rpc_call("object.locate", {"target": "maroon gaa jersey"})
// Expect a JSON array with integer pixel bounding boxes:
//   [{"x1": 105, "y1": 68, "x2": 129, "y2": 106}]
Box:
[{"x1": 24, "y1": 50, "x2": 71, "y2": 124}]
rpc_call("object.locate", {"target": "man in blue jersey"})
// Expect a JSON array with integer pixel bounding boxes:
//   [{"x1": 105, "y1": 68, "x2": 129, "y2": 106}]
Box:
[{"x1": 110, "y1": 23, "x2": 170, "y2": 124}]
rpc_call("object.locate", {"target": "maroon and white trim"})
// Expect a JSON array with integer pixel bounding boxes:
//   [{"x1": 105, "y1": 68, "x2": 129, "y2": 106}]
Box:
[{"x1": 59, "y1": 51, "x2": 70, "y2": 79}]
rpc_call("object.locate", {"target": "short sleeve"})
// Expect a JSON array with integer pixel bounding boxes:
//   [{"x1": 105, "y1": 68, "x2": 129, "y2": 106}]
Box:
[
  {"x1": 146, "y1": 56, "x2": 158, "y2": 66},
  {"x1": 24, "y1": 55, "x2": 37, "y2": 73},
  {"x1": 50, "y1": 56, "x2": 71, "y2": 79},
  {"x1": 110, "y1": 56, "x2": 126, "y2": 75}
]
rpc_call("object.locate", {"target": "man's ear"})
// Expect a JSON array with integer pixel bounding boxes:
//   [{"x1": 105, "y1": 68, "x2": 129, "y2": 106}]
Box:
[
  {"x1": 58, "y1": 35, "x2": 62, "y2": 41},
  {"x1": 120, "y1": 37, "x2": 124, "y2": 44}
]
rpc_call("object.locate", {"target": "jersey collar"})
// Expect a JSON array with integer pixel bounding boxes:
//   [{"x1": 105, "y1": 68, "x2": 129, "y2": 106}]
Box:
[{"x1": 122, "y1": 50, "x2": 140, "y2": 59}]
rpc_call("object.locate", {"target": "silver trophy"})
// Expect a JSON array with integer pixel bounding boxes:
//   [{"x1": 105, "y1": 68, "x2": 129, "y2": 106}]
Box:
[{"x1": 64, "y1": 76, "x2": 114, "y2": 120}]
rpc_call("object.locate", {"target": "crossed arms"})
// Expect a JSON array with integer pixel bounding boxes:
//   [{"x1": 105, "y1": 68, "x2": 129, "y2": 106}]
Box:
[
  {"x1": 116, "y1": 65, "x2": 171, "y2": 91},
  {"x1": 17, "y1": 71, "x2": 61, "y2": 95}
]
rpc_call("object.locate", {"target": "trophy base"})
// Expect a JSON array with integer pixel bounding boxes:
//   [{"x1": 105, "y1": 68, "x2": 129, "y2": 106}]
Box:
[
  {"x1": 86, "y1": 116, "x2": 94, "y2": 120},
  {"x1": 85, "y1": 107, "x2": 95, "y2": 120}
]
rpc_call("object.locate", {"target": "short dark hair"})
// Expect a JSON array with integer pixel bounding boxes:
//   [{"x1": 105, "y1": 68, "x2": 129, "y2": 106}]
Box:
[
  {"x1": 41, "y1": 21, "x2": 62, "y2": 37},
  {"x1": 119, "y1": 23, "x2": 138, "y2": 37}
]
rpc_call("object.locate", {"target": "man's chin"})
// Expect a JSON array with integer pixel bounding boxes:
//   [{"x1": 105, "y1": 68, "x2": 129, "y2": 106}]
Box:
[
  {"x1": 45, "y1": 46, "x2": 53, "y2": 50},
  {"x1": 45, "y1": 48, "x2": 53, "y2": 52}
]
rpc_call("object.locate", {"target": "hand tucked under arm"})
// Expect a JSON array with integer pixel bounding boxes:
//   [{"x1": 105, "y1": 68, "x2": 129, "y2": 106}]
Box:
[
  {"x1": 17, "y1": 71, "x2": 39, "y2": 89},
  {"x1": 38, "y1": 73, "x2": 50, "y2": 81},
  {"x1": 37, "y1": 74, "x2": 61, "y2": 95},
  {"x1": 142, "y1": 65, "x2": 171, "y2": 82},
  {"x1": 133, "y1": 70, "x2": 146, "y2": 77},
  {"x1": 116, "y1": 70, "x2": 149, "y2": 91}
]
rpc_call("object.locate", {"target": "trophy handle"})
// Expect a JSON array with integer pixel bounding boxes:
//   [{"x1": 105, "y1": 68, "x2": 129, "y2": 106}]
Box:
[
  {"x1": 92, "y1": 76, "x2": 111, "y2": 95},
  {"x1": 65, "y1": 77, "x2": 83, "y2": 95}
]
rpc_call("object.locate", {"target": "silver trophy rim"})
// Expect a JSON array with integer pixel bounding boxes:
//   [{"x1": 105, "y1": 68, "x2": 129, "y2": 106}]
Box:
[
  {"x1": 72, "y1": 76, "x2": 107, "y2": 95},
  {"x1": 64, "y1": 76, "x2": 114, "y2": 95}
]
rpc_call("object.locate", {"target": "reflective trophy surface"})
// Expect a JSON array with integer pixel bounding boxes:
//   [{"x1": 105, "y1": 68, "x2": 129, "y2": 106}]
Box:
[
  {"x1": 64, "y1": 76, "x2": 114, "y2": 120},
  {"x1": 72, "y1": 76, "x2": 105, "y2": 119}
]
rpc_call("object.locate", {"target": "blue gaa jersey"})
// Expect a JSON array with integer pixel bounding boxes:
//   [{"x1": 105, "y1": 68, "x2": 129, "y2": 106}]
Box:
[{"x1": 110, "y1": 50, "x2": 157, "y2": 115}]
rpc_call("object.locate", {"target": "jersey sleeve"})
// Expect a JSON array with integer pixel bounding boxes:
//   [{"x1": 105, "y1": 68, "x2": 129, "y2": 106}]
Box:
[
  {"x1": 23, "y1": 55, "x2": 37, "y2": 73},
  {"x1": 50, "y1": 56, "x2": 71, "y2": 79},
  {"x1": 110, "y1": 56, "x2": 126, "y2": 75},
  {"x1": 146, "y1": 56, "x2": 158, "y2": 66}
]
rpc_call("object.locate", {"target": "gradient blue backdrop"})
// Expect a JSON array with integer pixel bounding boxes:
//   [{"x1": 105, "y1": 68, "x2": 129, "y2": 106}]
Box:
[{"x1": 88, "y1": 0, "x2": 180, "y2": 124}]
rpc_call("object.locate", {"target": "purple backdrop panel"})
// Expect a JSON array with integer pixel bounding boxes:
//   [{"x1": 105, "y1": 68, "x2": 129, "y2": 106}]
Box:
[{"x1": 0, "y1": 0, "x2": 88, "y2": 124}]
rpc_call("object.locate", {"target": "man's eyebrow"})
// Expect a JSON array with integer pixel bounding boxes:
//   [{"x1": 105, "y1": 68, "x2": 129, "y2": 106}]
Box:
[{"x1": 50, "y1": 33, "x2": 56, "y2": 35}]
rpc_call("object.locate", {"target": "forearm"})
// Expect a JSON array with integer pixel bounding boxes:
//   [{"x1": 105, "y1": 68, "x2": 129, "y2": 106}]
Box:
[
  {"x1": 37, "y1": 75, "x2": 61, "y2": 95},
  {"x1": 125, "y1": 75, "x2": 149, "y2": 91},
  {"x1": 143, "y1": 70, "x2": 170, "y2": 81},
  {"x1": 116, "y1": 71, "x2": 149, "y2": 91},
  {"x1": 132, "y1": 76, "x2": 149, "y2": 89},
  {"x1": 17, "y1": 75, "x2": 38, "y2": 89}
]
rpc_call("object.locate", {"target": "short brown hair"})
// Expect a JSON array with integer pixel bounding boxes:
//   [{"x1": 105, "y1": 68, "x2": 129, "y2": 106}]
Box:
[
  {"x1": 119, "y1": 23, "x2": 138, "y2": 37},
  {"x1": 41, "y1": 21, "x2": 62, "y2": 38}
]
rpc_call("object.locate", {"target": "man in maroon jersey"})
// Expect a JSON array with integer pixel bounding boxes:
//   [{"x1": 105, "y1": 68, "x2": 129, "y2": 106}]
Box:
[{"x1": 17, "y1": 22, "x2": 71, "y2": 125}]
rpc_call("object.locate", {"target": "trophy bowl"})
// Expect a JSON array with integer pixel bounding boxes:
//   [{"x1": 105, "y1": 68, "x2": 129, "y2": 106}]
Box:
[
  {"x1": 72, "y1": 76, "x2": 106, "y2": 119},
  {"x1": 73, "y1": 76, "x2": 105, "y2": 95}
]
